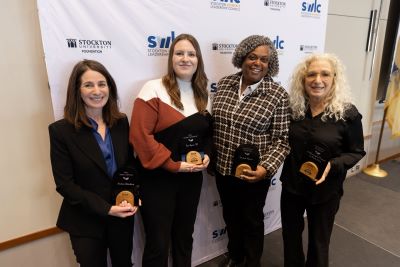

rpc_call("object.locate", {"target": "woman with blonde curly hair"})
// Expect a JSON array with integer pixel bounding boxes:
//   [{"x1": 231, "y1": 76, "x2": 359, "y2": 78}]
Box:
[{"x1": 279, "y1": 53, "x2": 366, "y2": 267}]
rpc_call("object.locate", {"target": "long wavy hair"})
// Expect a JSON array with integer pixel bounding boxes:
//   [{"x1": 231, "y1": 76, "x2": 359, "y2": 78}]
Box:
[
  {"x1": 64, "y1": 59, "x2": 124, "y2": 129},
  {"x1": 289, "y1": 53, "x2": 353, "y2": 121},
  {"x1": 162, "y1": 34, "x2": 208, "y2": 111}
]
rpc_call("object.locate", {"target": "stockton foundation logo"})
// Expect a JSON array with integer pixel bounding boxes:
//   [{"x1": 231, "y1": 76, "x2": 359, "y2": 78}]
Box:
[
  {"x1": 301, "y1": 0, "x2": 322, "y2": 18},
  {"x1": 211, "y1": 43, "x2": 238, "y2": 55},
  {"x1": 300, "y1": 44, "x2": 318, "y2": 54},
  {"x1": 147, "y1": 31, "x2": 176, "y2": 57},
  {"x1": 264, "y1": 0, "x2": 287, "y2": 11},
  {"x1": 66, "y1": 38, "x2": 112, "y2": 54},
  {"x1": 210, "y1": 0, "x2": 241, "y2": 12}
]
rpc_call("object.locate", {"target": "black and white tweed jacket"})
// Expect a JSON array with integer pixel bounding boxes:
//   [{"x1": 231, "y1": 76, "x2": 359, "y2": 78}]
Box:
[{"x1": 212, "y1": 72, "x2": 290, "y2": 178}]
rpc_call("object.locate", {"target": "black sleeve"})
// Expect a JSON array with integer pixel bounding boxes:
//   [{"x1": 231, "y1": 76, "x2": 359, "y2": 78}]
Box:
[
  {"x1": 330, "y1": 107, "x2": 366, "y2": 174},
  {"x1": 49, "y1": 123, "x2": 111, "y2": 216}
]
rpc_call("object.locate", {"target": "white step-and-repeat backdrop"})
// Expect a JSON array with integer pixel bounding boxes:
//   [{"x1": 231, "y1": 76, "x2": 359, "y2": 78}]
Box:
[{"x1": 37, "y1": 0, "x2": 329, "y2": 265}]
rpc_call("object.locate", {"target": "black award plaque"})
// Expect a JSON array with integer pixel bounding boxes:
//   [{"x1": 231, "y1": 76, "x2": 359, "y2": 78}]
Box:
[
  {"x1": 299, "y1": 143, "x2": 330, "y2": 182},
  {"x1": 112, "y1": 166, "x2": 140, "y2": 206},
  {"x1": 232, "y1": 144, "x2": 260, "y2": 178},
  {"x1": 180, "y1": 133, "x2": 204, "y2": 165}
]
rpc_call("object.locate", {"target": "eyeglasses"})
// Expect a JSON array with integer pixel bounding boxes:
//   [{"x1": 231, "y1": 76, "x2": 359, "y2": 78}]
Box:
[{"x1": 305, "y1": 71, "x2": 334, "y2": 80}]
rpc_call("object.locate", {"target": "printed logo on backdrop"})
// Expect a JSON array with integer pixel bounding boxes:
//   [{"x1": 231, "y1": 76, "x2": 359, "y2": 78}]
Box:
[
  {"x1": 212, "y1": 199, "x2": 223, "y2": 208},
  {"x1": 301, "y1": 0, "x2": 322, "y2": 18},
  {"x1": 272, "y1": 35, "x2": 285, "y2": 55},
  {"x1": 212, "y1": 227, "x2": 227, "y2": 243},
  {"x1": 212, "y1": 43, "x2": 238, "y2": 55},
  {"x1": 264, "y1": 209, "x2": 275, "y2": 220},
  {"x1": 66, "y1": 38, "x2": 112, "y2": 54},
  {"x1": 268, "y1": 177, "x2": 278, "y2": 191},
  {"x1": 209, "y1": 82, "x2": 218, "y2": 103},
  {"x1": 300, "y1": 44, "x2": 318, "y2": 54},
  {"x1": 210, "y1": 0, "x2": 241, "y2": 12},
  {"x1": 147, "y1": 31, "x2": 176, "y2": 57},
  {"x1": 210, "y1": 82, "x2": 218, "y2": 93},
  {"x1": 264, "y1": 0, "x2": 287, "y2": 11}
]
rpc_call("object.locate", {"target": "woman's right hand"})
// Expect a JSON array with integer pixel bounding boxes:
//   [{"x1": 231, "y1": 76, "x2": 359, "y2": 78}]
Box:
[
  {"x1": 315, "y1": 161, "x2": 331, "y2": 185},
  {"x1": 179, "y1": 154, "x2": 210, "y2": 172},
  {"x1": 108, "y1": 201, "x2": 138, "y2": 218}
]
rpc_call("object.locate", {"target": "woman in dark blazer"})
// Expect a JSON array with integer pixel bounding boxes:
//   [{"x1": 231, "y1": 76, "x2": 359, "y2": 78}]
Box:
[{"x1": 49, "y1": 60, "x2": 137, "y2": 267}]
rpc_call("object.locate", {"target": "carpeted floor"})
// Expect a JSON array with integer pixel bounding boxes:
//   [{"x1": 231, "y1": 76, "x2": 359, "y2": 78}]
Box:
[{"x1": 198, "y1": 158, "x2": 400, "y2": 266}]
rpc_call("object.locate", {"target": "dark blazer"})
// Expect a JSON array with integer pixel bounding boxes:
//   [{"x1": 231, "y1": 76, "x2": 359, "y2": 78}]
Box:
[{"x1": 49, "y1": 116, "x2": 133, "y2": 238}]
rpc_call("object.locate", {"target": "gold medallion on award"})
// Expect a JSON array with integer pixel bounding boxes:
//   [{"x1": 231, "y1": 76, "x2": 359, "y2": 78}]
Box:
[
  {"x1": 299, "y1": 161, "x2": 319, "y2": 181},
  {"x1": 234, "y1": 163, "x2": 252, "y2": 178},
  {"x1": 299, "y1": 143, "x2": 330, "y2": 182},
  {"x1": 232, "y1": 144, "x2": 260, "y2": 179},
  {"x1": 186, "y1": 151, "x2": 203, "y2": 165},
  {"x1": 116, "y1": 190, "x2": 135, "y2": 206}
]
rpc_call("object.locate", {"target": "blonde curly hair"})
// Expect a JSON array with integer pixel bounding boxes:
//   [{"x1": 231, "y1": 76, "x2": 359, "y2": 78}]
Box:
[{"x1": 289, "y1": 53, "x2": 353, "y2": 121}]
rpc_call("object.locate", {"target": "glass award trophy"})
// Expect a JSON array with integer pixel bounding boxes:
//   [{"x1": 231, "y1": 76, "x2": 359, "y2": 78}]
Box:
[
  {"x1": 232, "y1": 144, "x2": 260, "y2": 178},
  {"x1": 112, "y1": 166, "x2": 140, "y2": 206},
  {"x1": 299, "y1": 143, "x2": 330, "y2": 182},
  {"x1": 180, "y1": 133, "x2": 204, "y2": 165}
]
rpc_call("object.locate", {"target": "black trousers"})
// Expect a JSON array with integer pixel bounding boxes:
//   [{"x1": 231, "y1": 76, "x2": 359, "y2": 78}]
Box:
[
  {"x1": 280, "y1": 189, "x2": 341, "y2": 267},
  {"x1": 69, "y1": 216, "x2": 134, "y2": 267},
  {"x1": 140, "y1": 171, "x2": 203, "y2": 267},
  {"x1": 215, "y1": 172, "x2": 270, "y2": 267}
]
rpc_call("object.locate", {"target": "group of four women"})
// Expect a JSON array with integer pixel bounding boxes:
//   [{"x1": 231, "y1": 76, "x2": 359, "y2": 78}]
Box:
[{"x1": 49, "y1": 33, "x2": 366, "y2": 267}]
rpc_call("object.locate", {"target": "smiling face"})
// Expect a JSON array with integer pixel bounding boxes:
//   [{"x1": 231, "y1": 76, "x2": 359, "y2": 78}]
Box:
[
  {"x1": 304, "y1": 59, "x2": 334, "y2": 102},
  {"x1": 172, "y1": 39, "x2": 198, "y2": 81},
  {"x1": 241, "y1": 45, "x2": 270, "y2": 86},
  {"x1": 79, "y1": 69, "x2": 109, "y2": 114}
]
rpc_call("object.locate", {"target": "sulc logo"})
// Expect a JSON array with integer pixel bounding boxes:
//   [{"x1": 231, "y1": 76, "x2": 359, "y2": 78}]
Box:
[
  {"x1": 210, "y1": 82, "x2": 217, "y2": 93},
  {"x1": 272, "y1": 35, "x2": 285, "y2": 50},
  {"x1": 210, "y1": 0, "x2": 240, "y2": 11},
  {"x1": 147, "y1": 31, "x2": 176, "y2": 49},
  {"x1": 302, "y1": 0, "x2": 321, "y2": 13},
  {"x1": 212, "y1": 227, "x2": 227, "y2": 240}
]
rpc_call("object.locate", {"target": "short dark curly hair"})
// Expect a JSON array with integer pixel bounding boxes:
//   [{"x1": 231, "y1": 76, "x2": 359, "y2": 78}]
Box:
[{"x1": 232, "y1": 35, "x2": 279, "y2": 77}]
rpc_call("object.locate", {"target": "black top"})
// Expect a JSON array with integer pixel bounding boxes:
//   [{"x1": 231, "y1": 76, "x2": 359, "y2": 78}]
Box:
[
  {"x1": 280, "y1": 104, "x2": 366, "y2": 204},
  {"x1": 138, "y1": 111, "x2": 213, "y2": 179},
  {"x1": 154, "y1": 112, "x2": 212, "y2": 163}
]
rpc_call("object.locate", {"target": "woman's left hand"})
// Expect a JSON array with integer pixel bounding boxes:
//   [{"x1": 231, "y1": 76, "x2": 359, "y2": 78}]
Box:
[
  {"x1": 108, "y1": 202, "x2": 138, "y2": 218},
  {"x1": 190, "y1": 154, "x2": 210, "y2": 172},
  {"x1": 240, "y1": 165, "x2": 267, "y2": 183},
  {"x1": 315, "y1": 161, "x2": 331, "y2": 185}
]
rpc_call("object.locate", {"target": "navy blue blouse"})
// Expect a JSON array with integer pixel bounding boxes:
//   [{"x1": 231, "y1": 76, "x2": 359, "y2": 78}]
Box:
[{"x1": 89, "y1": 118, "x2": 117, "y2": 178}]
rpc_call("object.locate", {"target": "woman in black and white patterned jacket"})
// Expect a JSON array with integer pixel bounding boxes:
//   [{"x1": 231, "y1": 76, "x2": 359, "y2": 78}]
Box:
[{"x1": 212, "y1": 35, "x2": 290, "y2": 267}]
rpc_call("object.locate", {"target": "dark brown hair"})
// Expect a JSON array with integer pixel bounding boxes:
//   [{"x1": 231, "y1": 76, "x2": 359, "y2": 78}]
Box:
[
  {"x1": 64, "y1": 59, "x2": 124, "y2": 129},
  {"x1": 162, "y1": 33, "x2": 208, "y2": 111}
]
